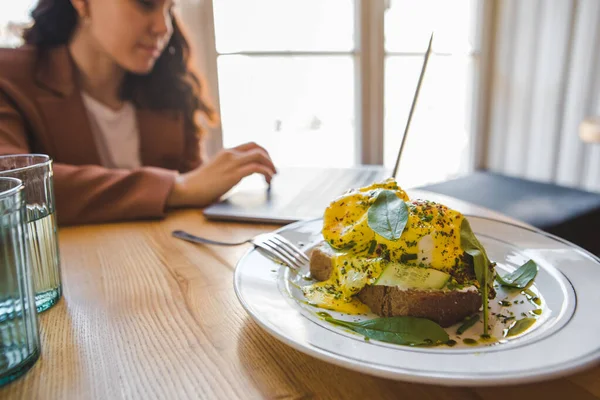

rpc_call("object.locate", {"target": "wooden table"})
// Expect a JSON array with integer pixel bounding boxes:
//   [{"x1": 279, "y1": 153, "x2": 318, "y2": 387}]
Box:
[{"x1": 1, "y1": 192, "x2": 599, "y2": 399}]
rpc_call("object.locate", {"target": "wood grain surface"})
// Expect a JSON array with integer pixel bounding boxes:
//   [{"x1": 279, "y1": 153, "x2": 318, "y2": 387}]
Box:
[{"x1": 0, "y1": 193, "x2": 598, "y2": 400}]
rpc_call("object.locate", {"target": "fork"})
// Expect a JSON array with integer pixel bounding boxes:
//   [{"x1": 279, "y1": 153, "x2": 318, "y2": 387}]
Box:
[{"x1": 172, "y1": 230, "x2": 309, "y2": 270}]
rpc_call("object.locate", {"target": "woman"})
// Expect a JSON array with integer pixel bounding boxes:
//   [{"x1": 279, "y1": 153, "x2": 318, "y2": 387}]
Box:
[{"x1": 0, "y1": 0, "x2": 276, "y2": 225}]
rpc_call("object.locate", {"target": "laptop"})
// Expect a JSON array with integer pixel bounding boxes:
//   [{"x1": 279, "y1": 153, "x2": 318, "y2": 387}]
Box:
[{"x1": 204, "y1": 34, "x2": 434, "y2": 224}]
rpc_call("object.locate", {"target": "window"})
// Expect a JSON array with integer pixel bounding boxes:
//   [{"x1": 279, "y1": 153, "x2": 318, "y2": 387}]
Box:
[
  {"x1": 0, "y1": 1, "x2": 485, "y2": 188},
  {"x1": 209, "y1": 0, "x2": 484, "y2": 187},
  {"x1": 384, "y1": 0, "x2": 482, "y2": 187},
  {"x1": 212, "y1": 0, "x2": 357, "y2": 168},
  {"x1": 0, "y1": 1, "x2": 35, "y2": 47}
]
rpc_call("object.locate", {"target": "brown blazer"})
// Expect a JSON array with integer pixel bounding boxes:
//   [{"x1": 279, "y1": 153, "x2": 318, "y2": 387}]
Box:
[{"x1": 0, "y1": 45, "x2": 202, "y2": 225}]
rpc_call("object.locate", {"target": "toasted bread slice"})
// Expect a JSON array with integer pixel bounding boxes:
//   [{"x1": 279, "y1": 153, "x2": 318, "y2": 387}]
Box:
[
  {"x1": 309, "y1": 242, "x2": 482, "y2": 327},
  {"x1": 356, "y1": 286, "x2": 481, "y2": 327},
  {"x1": 309, "y1": 241, "x2": 338, "y2": 281}
]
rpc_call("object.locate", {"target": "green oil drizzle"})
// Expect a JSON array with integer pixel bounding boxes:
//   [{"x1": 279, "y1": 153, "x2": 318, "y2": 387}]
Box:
[
  {"x1": 506, "y1": 318, "x2": 536, "y2": 337},
  {"x1": 522, "y1": 289, "x2": 542, "y2": 306},
  {"x1": 479, "y1": 334, "x2": 497, "y2": 343}
]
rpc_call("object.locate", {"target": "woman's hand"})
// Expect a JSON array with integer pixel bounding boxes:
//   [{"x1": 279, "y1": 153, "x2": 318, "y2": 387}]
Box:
[{"x1": 167, "y1": 142, "x2": 277, "y2": 208}]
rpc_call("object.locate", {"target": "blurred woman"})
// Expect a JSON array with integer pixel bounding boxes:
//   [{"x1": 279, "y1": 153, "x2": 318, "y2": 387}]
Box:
[{"x1": 0, "y1": 0, "x2": 276, "y2": 224}]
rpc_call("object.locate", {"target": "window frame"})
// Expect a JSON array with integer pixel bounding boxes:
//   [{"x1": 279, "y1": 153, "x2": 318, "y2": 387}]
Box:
[{"x1": 183, "y1": 0, "x2": 491, "y2": 171}]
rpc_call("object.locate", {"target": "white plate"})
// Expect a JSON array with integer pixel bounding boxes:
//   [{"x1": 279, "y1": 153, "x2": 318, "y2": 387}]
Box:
[{"x1": 233, "y1": 216, "x2": 600, "y2": 386}]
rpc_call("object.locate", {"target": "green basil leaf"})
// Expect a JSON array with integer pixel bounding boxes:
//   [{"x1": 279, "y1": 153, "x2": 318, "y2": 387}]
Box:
[
  {"x1": 464, "y1": 248, "x2": 487, "y2": 285},
  {"x1": 460, "y1": 219, "x2": 491, "y2": 280},
  {"x1": 367, "y1": 190, "x2": 409, "y2": 241},
  {"x1": 325, "y1": 315, "x2": 448, "y2": 346},
  {"x1": 460, "y1": 218, "x2": 491, "y2": 335},
  {"x1": 496, "y1": 259, "x2": 538, "y2": 289}
]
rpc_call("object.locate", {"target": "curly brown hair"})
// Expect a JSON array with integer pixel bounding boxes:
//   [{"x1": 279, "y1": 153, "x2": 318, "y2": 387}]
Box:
[{"x1": 23, "y1": 0, "x2": 217, "y2": 139}]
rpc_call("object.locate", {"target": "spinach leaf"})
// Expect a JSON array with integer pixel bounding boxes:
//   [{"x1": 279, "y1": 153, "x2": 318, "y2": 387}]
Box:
[
  {"x1": 456, "y1": 314, "x2": 480, "y2": 335},
  {"x1": 324, "y1": 315, "x2": 448, "y2": 346},
  {"x1": 460, "y1": 219, "x2": 492, "y2": 283},
  {"x1": 367, "y1": 190, "x2": 409, "y2": 241},
  {"x1": 496, "y1": 260, "x2": 538, "y2": 289},
  {"x1": 460, "y1": 218, "x2": 492, "y2": 335}
]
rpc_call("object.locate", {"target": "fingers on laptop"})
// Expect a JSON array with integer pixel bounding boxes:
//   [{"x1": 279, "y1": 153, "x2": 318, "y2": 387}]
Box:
[
  {"x1": 232, "y1": 142, "x2": 277, "y2": 172},
  {"x1": 238, "y1": 162, "x2": 275, "y2": 184},
  {"x1": 228, "y1": 144, "x2": 277, "y2": 182},
  {"x1": 235, "y1": 148, "x2": 276, "y2": 171}
]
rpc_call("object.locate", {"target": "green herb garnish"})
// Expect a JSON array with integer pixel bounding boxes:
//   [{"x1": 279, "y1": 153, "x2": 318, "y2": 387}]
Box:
[
  {"x1": 367, "y1": 190, "x2": 409, "y2": 241},
  {"x1": 367, "y1": 239, "x2": 377, "y2": 255},
  {"x1": 456, "y1": 314, "x2": 480, "y2": 335},
  {"x1": 400, "y1": 253, "x2": 418, "y2": 263}
]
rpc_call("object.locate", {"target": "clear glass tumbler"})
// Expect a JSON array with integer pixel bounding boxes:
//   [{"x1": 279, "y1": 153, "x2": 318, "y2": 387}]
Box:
[
  {"x1": 0, "y1": 177, "x2": 40, "y2": 386},
  {"x1": 0, "y1": 155, "x2": 61, "y2": 313}
]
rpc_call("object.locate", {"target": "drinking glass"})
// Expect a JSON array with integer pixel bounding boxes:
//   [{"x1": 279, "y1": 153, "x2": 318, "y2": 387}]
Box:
[
  {"x1": 0, "y1": 155, "x2": 61, "y2": 312},
  {"x1": 0, "y1": 177, "x2": 40, "y2": 386}
]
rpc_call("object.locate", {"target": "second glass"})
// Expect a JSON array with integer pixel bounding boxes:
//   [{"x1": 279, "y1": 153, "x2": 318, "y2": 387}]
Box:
[
  {"x1": 0, "y1": 155, "x2": 61, "y2": 313},
  {"x1": 0, "y1": 177, "x2": 40, "y2": 386}
]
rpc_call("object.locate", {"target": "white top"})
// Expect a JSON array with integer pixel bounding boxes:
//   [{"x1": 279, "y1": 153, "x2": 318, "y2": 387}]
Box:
[{"x1": 81, "y1": 92, "x2": 142, "y2": 169}]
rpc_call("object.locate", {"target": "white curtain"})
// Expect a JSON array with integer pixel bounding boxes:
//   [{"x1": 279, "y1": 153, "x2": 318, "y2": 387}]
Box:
[{"x1": 485, "y1": 0, "x2": 600, "y2": 193}]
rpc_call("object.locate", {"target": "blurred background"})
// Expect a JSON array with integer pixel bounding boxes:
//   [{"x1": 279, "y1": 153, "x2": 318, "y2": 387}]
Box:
[{"x1": 1, "y1": 0, "x2": 599, "y2": 192}]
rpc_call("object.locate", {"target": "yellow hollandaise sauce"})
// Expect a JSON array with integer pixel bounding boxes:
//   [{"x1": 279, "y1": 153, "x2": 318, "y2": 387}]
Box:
[
  {"x1": 323, "y1": 180, "x2": 465, "y2": 272},
  {"x1": 304, "y1": 178, "x2": 470, "y2": 314},
  {"x1": 303, "y1": 253, "x2": 383, "y2": 314}
]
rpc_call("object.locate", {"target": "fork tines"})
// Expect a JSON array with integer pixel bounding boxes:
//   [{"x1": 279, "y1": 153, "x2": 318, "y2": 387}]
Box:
[
  {"x1": 271, "y1": 234, "x2": 310, "y2": 263},
  {"x1": 253, "y1": 233, "x2": 309, "y2": 270}
]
